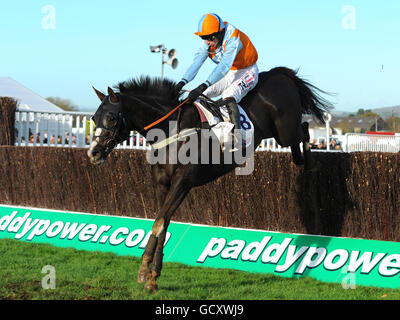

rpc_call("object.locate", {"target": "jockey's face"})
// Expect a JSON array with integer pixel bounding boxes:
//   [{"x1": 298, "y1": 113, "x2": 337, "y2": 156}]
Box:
[
  {"x1": 201, "y1": 34, "x2": 219, "y2": 48},
  {"x1": 205, "y1": 38, "x2": 219, "y2": 47}
]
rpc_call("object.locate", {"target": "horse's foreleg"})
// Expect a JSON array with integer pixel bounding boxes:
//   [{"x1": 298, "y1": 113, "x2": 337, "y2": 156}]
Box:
[
  {"x1": 137, "y1": 234, "x2": 158, "y2": 283},
  {"x1": 141, "y1": 174, "x2": 190, "y2": 292},
  {"x1": 144, "y1": 227, "x2": 168, "y2": 292},
  {"x1": 137, "y1": 178, "x2": 168, "y2": 284},
  {"x1": 137, "y1": 216, "x2": 167, "y2": 286}
]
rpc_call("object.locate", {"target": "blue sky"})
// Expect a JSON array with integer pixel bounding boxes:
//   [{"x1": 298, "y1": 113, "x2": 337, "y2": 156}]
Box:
[{"x1": 1, "y1": 0, "x2": 399, "y2": 112}]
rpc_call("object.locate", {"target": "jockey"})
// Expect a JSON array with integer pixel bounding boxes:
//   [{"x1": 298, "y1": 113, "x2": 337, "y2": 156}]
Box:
[{"x1": 176, "y1": 13, "x2": 259, "y2": 143}]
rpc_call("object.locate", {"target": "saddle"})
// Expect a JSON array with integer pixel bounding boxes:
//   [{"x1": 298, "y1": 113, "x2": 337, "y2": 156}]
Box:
[
  {"x1": 192, "y1": 97, "x2": 255, "y2": 150},
  {"x1": 193, "y1": 97, "x2": 230, "y2": 128}
]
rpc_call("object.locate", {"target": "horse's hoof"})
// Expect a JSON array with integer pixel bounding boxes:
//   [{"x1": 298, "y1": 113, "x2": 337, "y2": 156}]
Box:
[
  {"x1": 137, "y1": 274, "x2": 146, "y2": 284},
  {"x1": 137, "y1": 271, "x2": 151, "y2": 284},
  {"x1": 145, "y1": 281, "x2": 158, "y2": 293}
]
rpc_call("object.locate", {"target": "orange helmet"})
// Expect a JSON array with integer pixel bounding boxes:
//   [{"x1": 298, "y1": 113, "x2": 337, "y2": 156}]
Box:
[{"x1": 194, "y1": 13, "x2": 225, "y2": 37}]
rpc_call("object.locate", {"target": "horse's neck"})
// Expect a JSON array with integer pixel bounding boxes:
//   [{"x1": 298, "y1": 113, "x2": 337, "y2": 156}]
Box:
[
  {"x1": 126, "y1": 95, "x2": 177, "y2": 135},
  {"x1": 178, "y1": 105, "x2": 200, "y2": 130}
]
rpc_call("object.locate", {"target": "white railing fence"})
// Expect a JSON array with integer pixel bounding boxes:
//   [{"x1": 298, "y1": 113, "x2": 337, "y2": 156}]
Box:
[
  {"x1": 14, "y1": 110, "x2": 149, "y2": 149},
  {"x1": 255, "y1": 138, "x2": 291, "y2": 152},
  {"x1": 15, "y1": 111, "x2": 92, "y2": 148},
  {"x1": 13, "y1": 111, "x2": 400, "y2": 153},
  {"x1": 344, "y1": 133, "x2": 400, "y2": 153}
]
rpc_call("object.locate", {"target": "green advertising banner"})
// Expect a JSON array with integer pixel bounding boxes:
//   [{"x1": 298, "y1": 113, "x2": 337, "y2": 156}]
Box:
[{"x1": 0, "y1": 205, "x2": 399, "y2": 289}]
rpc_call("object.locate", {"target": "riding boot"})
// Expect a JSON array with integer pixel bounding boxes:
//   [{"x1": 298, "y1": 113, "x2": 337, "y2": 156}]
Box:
[{"x1": 225, "y1": 97, "x2": 243, "y2": 150}]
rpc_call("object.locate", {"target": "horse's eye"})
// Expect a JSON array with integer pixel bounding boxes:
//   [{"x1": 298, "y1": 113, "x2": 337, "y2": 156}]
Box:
[
  {"x1": 107, "y1": 114, "x2": 117, "y2": 123},
  {"x1": 102, "y1": 113, "x2": 117, "y2": 129}
]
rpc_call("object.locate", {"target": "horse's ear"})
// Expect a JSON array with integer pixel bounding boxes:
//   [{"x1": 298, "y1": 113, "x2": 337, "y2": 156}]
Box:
[
  {"x1": 92, "y1": 86, "x2": 105, "y2": 101},
  {"x1": 108, "y1": 87, "x2": 119, "y2": 103}
]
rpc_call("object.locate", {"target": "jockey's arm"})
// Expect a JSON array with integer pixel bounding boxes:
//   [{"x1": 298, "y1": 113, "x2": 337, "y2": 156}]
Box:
[
  {"x1": 181, "y1": 43, "x2": 209, "y2": 84},
  {"x1": 206, "y1": 36, "x2": 242, "y2": 85}
]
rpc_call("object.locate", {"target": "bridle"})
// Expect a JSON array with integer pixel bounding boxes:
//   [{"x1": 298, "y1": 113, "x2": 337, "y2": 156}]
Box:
[{"x1": 92, "y1": 95, "x2": 131, "y2": 154}]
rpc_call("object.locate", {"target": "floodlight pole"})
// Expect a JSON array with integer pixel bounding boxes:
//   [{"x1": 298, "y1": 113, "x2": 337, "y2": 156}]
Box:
[
  {"x1": 150, "y1": 44, "x2": 178, "y2": 80},
  {"x1": 161, "y1": 47, "x2": 167, "y2": 80}
]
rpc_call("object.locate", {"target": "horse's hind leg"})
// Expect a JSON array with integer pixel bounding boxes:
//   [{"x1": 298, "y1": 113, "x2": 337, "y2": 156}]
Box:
[
  {"x1": 301, "y1": 122, "x2": 320, "y2": 172},
  {"x1": 274, "y1": 117, "x2": 305, "y2": 166},
  {"x1": 290, "y1": 144, "x2": 304, "y2": 166},
  {"x1": 287, "y1": 125, "x2": 304, "y2": 166}
]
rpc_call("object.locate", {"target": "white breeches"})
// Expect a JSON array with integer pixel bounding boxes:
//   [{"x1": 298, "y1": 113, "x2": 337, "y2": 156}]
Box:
[{"x1": 203, "y1": 63, "x2": 259, "y2": 103}]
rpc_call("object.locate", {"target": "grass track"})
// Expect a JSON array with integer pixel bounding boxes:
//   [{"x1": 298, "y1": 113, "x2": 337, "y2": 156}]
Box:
[{"x1": 0, "y1": 239, "x2": 399, "y2": 300}]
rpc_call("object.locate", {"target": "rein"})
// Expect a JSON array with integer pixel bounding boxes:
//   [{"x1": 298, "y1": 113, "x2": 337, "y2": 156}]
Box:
[
  {"x1": 143, "y1": 92, "x2": 217, "y2": 132},
  {"x1": 144, "y1": 98, "x2": 189, "y2": 131}
]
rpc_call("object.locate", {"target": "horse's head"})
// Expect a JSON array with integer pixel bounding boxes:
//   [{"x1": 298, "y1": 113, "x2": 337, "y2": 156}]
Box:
[{"x1": 87, "y1": 86, "x2": 131, "y2": 165}]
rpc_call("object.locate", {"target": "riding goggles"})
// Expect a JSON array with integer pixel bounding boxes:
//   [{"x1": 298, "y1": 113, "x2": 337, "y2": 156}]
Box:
[{"x1": 200, "y1": 33, "x2": 217, "y2": 41}]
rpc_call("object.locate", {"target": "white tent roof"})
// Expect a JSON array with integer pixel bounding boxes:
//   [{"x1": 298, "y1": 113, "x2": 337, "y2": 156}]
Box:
[{"x1": 0, "y1": 77, "x2": 64, "y2": 113}]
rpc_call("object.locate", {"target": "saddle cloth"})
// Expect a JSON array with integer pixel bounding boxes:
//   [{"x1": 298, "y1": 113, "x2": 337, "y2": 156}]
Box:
[{"x1": 193, "y1": 99, "x2": 254, "y2": 148}]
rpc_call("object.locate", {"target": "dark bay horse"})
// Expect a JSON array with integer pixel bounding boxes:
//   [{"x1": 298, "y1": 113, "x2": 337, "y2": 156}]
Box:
[{"x1": 87, "y1": 66, "x2": 332, "y2": 292}]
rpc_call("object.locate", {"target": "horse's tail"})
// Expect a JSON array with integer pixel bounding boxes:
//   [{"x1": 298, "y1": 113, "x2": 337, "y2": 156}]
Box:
[{"x1": 271, "y1": 67, "x2": 334, "y2": 124}]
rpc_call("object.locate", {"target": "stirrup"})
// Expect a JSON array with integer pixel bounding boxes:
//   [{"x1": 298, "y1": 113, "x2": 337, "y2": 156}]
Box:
[{"x1": 228, "y1": 129, "x2": 242, "y2": 152}]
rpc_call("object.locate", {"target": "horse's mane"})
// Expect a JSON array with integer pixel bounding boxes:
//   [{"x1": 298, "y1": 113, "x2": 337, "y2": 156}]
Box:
[{"x1": 115, "y1": 76, "x2": 183, "y2": 105}]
